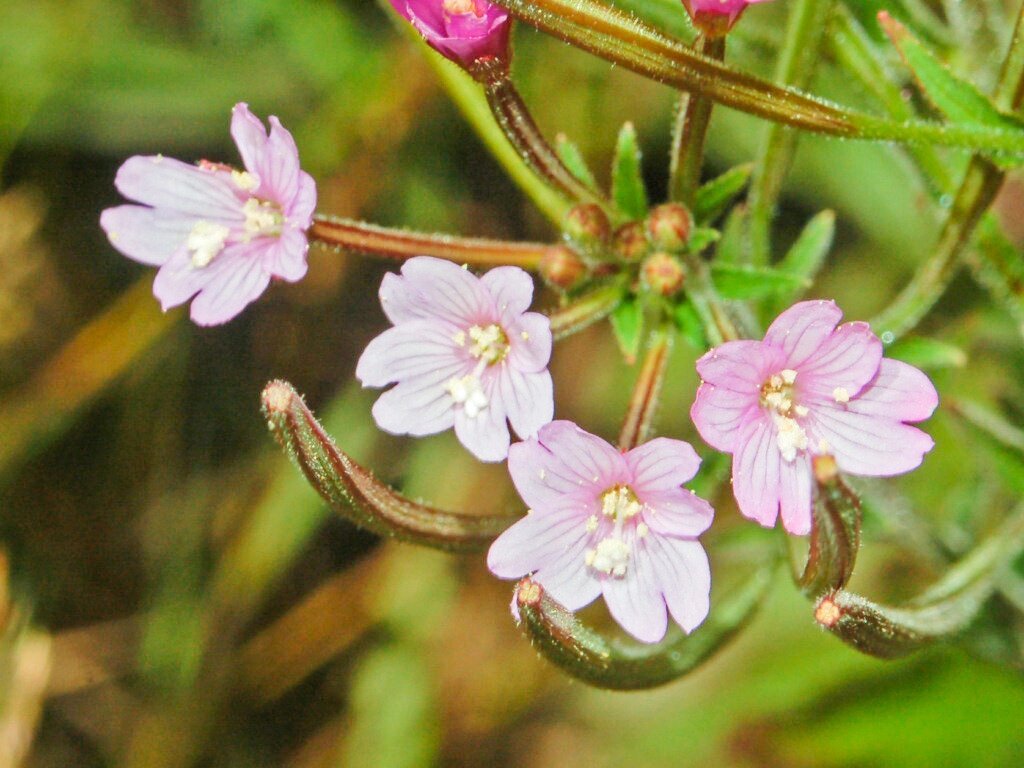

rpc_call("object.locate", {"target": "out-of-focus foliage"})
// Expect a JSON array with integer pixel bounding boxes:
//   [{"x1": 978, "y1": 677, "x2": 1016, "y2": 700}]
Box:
[{"x1": 0, "y1": 0, "x2": 1022, "y2": 766}]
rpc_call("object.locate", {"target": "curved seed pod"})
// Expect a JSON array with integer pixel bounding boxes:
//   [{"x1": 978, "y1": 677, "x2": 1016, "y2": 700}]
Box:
[
  {"x1": 262, "y1": 381, "x2": 519, "y2": 553},
  {"x1": 513, "y1": 547, "x2": 778, "y2": 690},
  {"x1": 798, "y1": 455, "x2": 862, "y2": 598}
]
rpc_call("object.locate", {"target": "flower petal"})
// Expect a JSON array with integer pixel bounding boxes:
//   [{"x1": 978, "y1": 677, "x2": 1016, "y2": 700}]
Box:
[
  {"x1": 807, "y1": 404, "x2": 935, "y2": 477},
  {"x1": 601, "y1": 530, "x2": 668, "y2": 643},
  {"x1": 259, "y1": 227, "x2": 309, "y2": 282},
  {"x1": 287, "y1": 172, "x2": 317, "y2": 229},
  {"x1": 378, "y1": 257, "x2": 492, "y2": 327},
  {"x1": 731, "y1": 414, "x2": 782, "y2": 529},
  {"x1": 798, "y1": 320, "x2": 882, "y2": 399},
  {"x1": 495, "y1": 366, "x2": 553, "y2": 441},
  {"x1": 764, "y1": 299, "x2": 842, "y2": 369},
  {"x1": 114, "y1": 156, "x2": 242, "y2": 220},
  {"x1": 187, "y1": 248, "x2": 272, "y2": 326},
  {"x1": 506, "y1": 312, "x2": 552, "y2": 373},
  {"x1": 231, "y1": 102, "x2": 268, "y2": 178},
  {"x1": 100, "y1": 205, "x2": 193, "y2": 266},
  {"x1": 690, "y1": 382, "x2": 759, "y2": 453},
  {"x1": 370, "y1": 366, "x2": 458, "y2": 437},
  {"x1": 695, "y1": 340, "x2": 775, "y2": 392},
  {"x1": 625, "y1": 437, "x2": 702, "y2": 493},
  {"x1": 641, "y1": 488, "x2": 714, "y2": 537},
  {"x1": 848, "y1": 358, "x2": 938, "y2": 423},
  {"x1": 644, "y1": 535, "x2": 711, "y2": 633},
  {"x1": 508, "y1": 421, "x2": 627, "y2": 510},
  {"x1": 777, "y1": 453, "x2": 813, "y2": 536},
  {"x1": 481, "y1": 266, "x2": 534, "y2": 322},
  {"x1": 355, "y1": 319, "x2": 467, "y2": 388}
]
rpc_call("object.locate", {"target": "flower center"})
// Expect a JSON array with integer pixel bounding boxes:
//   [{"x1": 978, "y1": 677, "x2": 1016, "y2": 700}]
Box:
[
  {"x1": 187, "y1": 221, "x2": 231, "y2": 268},
  {"x1": 760, "y1": 369, "x2": 809, "y2": 463},
  {"x1": 443, "y1": 0, "x2": 480, "y2": 17},
  {"x1": 466, "y1": 323, "x2": 509, "y2": 364},
  {"x1": 242, "y1": 197, "x2": 284, "y2": 240},
  {"x1": 585, "y1": 485, "x2": 647, "y2": 578}
]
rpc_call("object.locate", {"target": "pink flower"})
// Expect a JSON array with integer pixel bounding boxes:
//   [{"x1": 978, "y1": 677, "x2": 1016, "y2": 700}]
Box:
[
  {"x1": 690, "y1": 300, "x2": 939, "y2": 536},
  {"x1": 488, "y1": 421, "x2": 714, "y2": 643},
  {"x1": 389, "y1": 0, "x2": 511, "y2": 68},
  {"x1": 100, "y1": 103, "x2": 316, "y2": 326},
  {"x1": 355, "y1": 257, "x2": 553, "y2": 462},
  {"x1": 681, "y1": 0, "x2": 773, "y2": 34}
]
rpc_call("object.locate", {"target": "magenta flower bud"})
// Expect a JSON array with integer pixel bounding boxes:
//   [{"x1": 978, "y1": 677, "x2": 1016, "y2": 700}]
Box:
[
  {"x1": 681, "y1": 0, "x2": 773, "y2": 36},
  {"x1": 390, "y1": 0, "x2": 512, "y2": 69}
]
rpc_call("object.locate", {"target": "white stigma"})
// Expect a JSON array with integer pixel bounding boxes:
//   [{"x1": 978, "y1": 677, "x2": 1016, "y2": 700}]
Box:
[
  {"x1": 467, "y1": 324, "x2": 509, "y2": 364},
  {"x1": 187, "y1": 221, "x2": 230, "y2": 268},
  {"x1": 586, "y1": 485, "x2": 644, "y2": 578},
  {"x1": 242, "y1": 197, "x2": 283, "y2": 240},
  {"x1": 446, "y1": 374, "x2": 488, "y2": 418},
  {"x1": 761, "y1": 368, "x2": 809, "y2": 463},
  {"x1": 587, "y1": 538, "x2": 630, "y2": 577},
  {"x1": 443, "y1": 0, "x2": 479, "y2": 16},
  {"x1": 774, "y1": 414, "x2": 809, "y2": 463}
]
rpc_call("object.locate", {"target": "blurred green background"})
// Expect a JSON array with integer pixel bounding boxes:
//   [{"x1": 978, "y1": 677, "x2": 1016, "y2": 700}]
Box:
[{"x1": 1, "y1": 0, "x2": 1023, "y2": 766}]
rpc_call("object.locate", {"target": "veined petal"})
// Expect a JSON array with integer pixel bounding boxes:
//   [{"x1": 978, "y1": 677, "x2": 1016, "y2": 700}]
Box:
[
  {"x1": 848, "y1": 358, "x2": 938, "y2": 423},
  {"x1": 187, "y1": 246, "x2": 272, "y2": 326},
  {"x1": 731, "y1": 414, "x2": 782, "y2": 529},
  {"x1": 231, "y1": 102, "x2": 268, "y2": 179},
  {"x1": 256, "y1": 115, "x2": 302, "y2": 204},
  {"x1": 798, "y1": 321, "x2": 882, "y2": 399},
  {"x1": 641, "y1": 488, "x2": 714, "y2": 537},
  {"x1": 765, "y1": 299, "x2": 842, "y2": 369},
  {"x1": 625, "y1": 438, "x2": 702, "y2": 493},
  {"x1": 487, "y1": 496, "x2": 592, "y2": 578},
  {"x1": 506, "y1": 312, "x2": 552, "y2": 373},
  {"x1": 100, "y1": 205, "x2": 193, "y2": 266},
  {"x1": 481, "y1": 266, "x2": 534, "y2": 322},
  {"x1": 777, "y1": 453, "x2": 813, "y2": 536},
  {"x1": 644, "y1": 535, "x2": 711, "y2": 633},
  {"x1": 601, "y1": 530, "x2": 668, "y2": 643},
  {"x1": 690, "y1": 382, "x2": 759, "y2": 453},
  {"x1": 495, "y1": 366, "x2": 553, "y2": 441},
  {"x1": 695, "y1": 340, "x2": 775, "y2": 392},
  {"x1": 508, "y1": 421, "x2": 627, "y2": 510},
  {"x1": 371, "y1": 367, "x2": 458, "y2": 437},
  {"x1": 355, "y1": 319, "x2": 467, "y2": 388},
  {"x1": 378, "y1": 257, "x2": 492, "y2": 326},
  {"x1": 287, "y1": 172, "x2": 317, "y2": 229},
  {"x1": 114, "y1": 156, "x2": 242, "y2": 220},
  {"x1": 807, "y1": 404, "x2": 935, "y2": 477},
  {"x1": 259, "y1": 226, "x2": 309, "y2": 282},
  {"x1": 453, "y1": 376, "x2": 510, "y2": 462}
]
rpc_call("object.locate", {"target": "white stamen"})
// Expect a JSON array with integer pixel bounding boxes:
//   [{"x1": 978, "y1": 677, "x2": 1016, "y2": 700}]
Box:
[
  {"x1": 833, "y1": 387, "x2": 850, "y2": 404},
  {"x1": 794, "y1": 405, "x2": 809, "y2": 417},
  {"x1": 636, "y1": 523, "x2": 649, "y2": 539},
  {"x1": 242, "y1": 197, "x2": 283, "y2": 240},
  {"x1": 585, "y1": 515, "x2": 599, "y2": 533},
  {"x1": 452, "y1": 331, "x2": 466, "y2": 347},
  {"x1": 232, "y1": 170, "x2": 258, "y2": 191},
  {"x1": 467, "y1": 324, "x2": 509, "y2": 364},
  {"x1": 446, "y1": 374, "x2": 489, "y2": 418},
  {"x1": 520, "y1": 331, "x2": 529, "y2": 340},
  {"x1": 601, "y1": 486, "x2": 642, "y2": 519},
  {"x1": 589, "y1": 537, "x2": 630, "y2": 577},
  {"x1": 781, "y1": 369, "x2": 798, "y2": 384},
  {"x1": 774, "y1": 414, "x2": 809, "y2": 463},
  {"x1": 187, "y1": 221, "x2": 230, "y2": 267}
]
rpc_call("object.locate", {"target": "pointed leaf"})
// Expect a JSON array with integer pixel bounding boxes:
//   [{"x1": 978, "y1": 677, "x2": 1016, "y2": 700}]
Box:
[
  {"x1": 888, "y1": 337, "x2": 967, "y2": 370},
  {"x1": 779, "y1": 210, "x2": 835, "y2": 284},
  {"x1": 710, "y1": 263, "x2": 810, "y2": 300},
  {"x1": 609, "y1": 296, "x2": 644, "y2": 364},
  {"x1": 687, "y1": 227, "x2": 721, "y2": 255},
  {"x1": 673, "y1": 301, "x2": 707, "y2": 350},
  {"x1": 555, "y1": 133, "x2": 600, "y2": 192},
  {"x1": 261, "y1": 381, "x2": 517, "y2": 552},
  {"x1": 514, "y1": 542, "x2": 777, "y2": 690},
  {"x1": 692, "y1": 163, "x2": 753, "y2": 224},
  {"x1": 611, "y1": 121, "x2": 648, "y2": 220},
  {"x1": 714, "y1": 205, "x2": 748, "y2": 265}
]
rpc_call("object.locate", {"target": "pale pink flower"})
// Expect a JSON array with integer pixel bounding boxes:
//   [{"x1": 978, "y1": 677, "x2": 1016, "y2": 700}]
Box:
[
  {"x1": 389, "y1": 0, "x2": 511, "y2": 68},
  {"x1": 691, "y1": 300, "x2": 939, "y2": 535},
  {"x1": 488, "y1": 421, "x2": 714, "y2": 643},
  {"x1": 100, "y1": 103, "x2": 316, "y2": 326},
  {"x1": 355, "y1": 257, "x2": 553, "y2": 462}
]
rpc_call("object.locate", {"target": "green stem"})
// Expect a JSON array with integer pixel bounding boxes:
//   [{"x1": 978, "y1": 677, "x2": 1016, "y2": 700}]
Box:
[
  {"x1": 871, "y1": 3, "x2": 1024, "y2": 339},
  {"x1": 669, "y1": 35, "x2": 725, "y2": 206},
  {"x1": 547, "y1": 279, "x2": 627, "y2": 340},
  {"x1": 682, "y1": 252, "x2": 742, "y2": 344},
  {"x1": 310, "y1": 214, "x2": 557, "y2": 270},
  {"x1": 617, "y1": 325, "x2": 673, "y2": 451},
  {"x1": 470, "y1": 57, "x2": 613, "y2": 214},
  {"x1": 746, "y1": 0, "x2": 834, "y2": 266}
]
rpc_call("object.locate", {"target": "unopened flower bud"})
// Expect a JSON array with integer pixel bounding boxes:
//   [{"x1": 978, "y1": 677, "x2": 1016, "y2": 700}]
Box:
[
  {"x1": 389, "y1": 0, "x2": 511, "y2": 70},
  {"x1": 646, "y1": 203, "x2": 693, "y2": 252},
  {"x1": 612, "y1": 221, "x2": 649, "y2": 263},
  {"x1": 563, "y1": 204, "x2": 611, "y2": 254},
  {"x1": 539, "y1": 246, "x2": 587, "y2": 291},
  {"x1": 641, "y1": 252, "x2": 685, "y2": 296},
  {"x1": 681, "y1": 0, "x2": 773, "y2": 37}
]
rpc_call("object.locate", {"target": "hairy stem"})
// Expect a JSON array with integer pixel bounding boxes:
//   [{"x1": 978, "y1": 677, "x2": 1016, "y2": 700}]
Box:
[
  {"x1": 669, "y1": 35, "x2": 725, "y2": 206},
  {"x1": 618, "y1": 325, "x2": 673, "y2": 451}
]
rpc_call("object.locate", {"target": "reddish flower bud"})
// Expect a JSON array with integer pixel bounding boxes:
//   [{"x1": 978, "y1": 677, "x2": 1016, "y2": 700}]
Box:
[
  {"x1": 539, "y1": 246, "x2": 588, "y2": 291},
  {"x1": 646, "y1": 203, "x2": 693, "y2": 252},
  {"x1": 681, "y1": 0, "x2": 773, "y2": 37},
  {"x1": 390, "y1": 0, "x2": 511, "y2": 69},
  {"x1": 563, "y1": 203, "x2": 611, "y2": 254},
  {"x1": 641, "y1": 252, "x2": 686, "y2": 296},
  {"x1": 612, "y1": 221, "x2": 649, "y2": 263}
]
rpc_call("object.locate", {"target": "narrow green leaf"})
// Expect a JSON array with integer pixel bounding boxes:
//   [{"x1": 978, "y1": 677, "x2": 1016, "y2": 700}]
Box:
[
  {"x1": 692, "y1": 163, "x2": 753, "y2": 224},
  {"x1": 555, "y1": 132, "x2": 600, "y2": 192},
  {"x1": 672, "y1": 301, "x2": 707, "y2": 350},
  {"x1": 714, "y1": 205, "x2": 748, "y2": 265},
  {"x1": 611, "y1": 121, "x2": 648, "y2": 220},
  {"x1": 969, "y1": 216, "x2": 1024, "y2": 338},
  {"x1": 887, "y1": 337, "x2": 967, "y2": 370},
  {"x1": 780, "y1": 210, "x2": 835, "y2": 282},
  {"x1": 610, "y1": 296, "x2": 644, "y2": 363},
  {"x1": 711, "y1": 264, "x2": 810, "y2": 300},
  {"x1": 688, "y1": 227, "x2": 721, "y2": 255}
]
